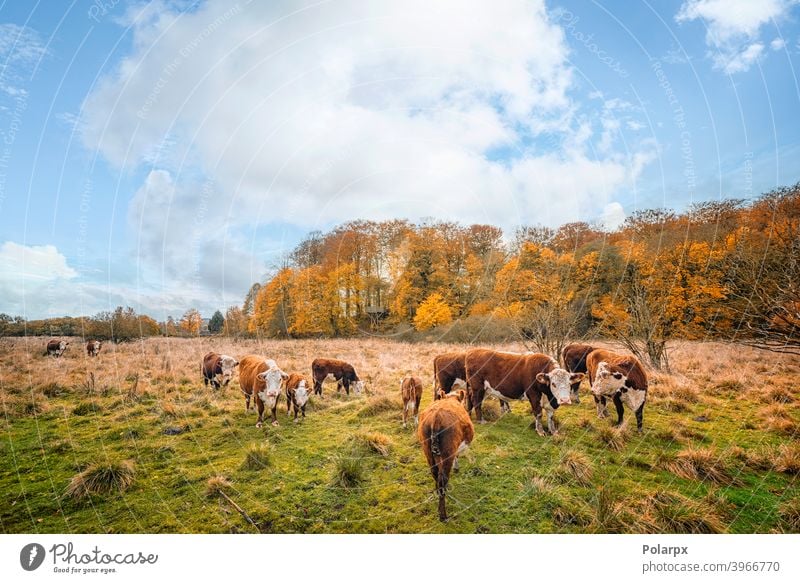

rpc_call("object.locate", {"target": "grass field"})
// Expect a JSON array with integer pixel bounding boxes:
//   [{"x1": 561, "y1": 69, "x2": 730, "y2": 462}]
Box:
[{"x1": 1, "y1": 336, "x2": 799, "y2": 534}]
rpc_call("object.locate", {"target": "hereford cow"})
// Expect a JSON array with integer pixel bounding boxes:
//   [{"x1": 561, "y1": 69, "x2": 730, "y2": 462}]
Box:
[
  {"x1": 561, "y1": 343, "x2": 595, "y2": 404},
  {"x1": 311, "y1": 358, "x2": 364, "y2": 397},
  {"x1": 464, "y1": 348, "x2": 583, "y2": 435},
  {"x1": 433, "y1": 352, "x2": 467, "y2": 399},
  {"x1": 400, "y1": 375, "x2": 423, "y2": 428},
  {"x1": 285, "y1": 373, "x2": 311, "y2": 422},
  {"x1": 239, "y1": 355, "x2": 289, "y2": 427},
  {"x1": 586, "y1": 348, "x2": 648, "y2": 432},
  {"x1": 201, "y1": 352, "x2": 239, "y2": 390},
  {"x1": 86, "y1": 340, "x2": 102, "y2": 357},
  {"x1": 418, "y1": 389, "x2": 474, "y2": 521},
  {"x1": 46, "y1": 339, "x2": 68, "y2": 357}
]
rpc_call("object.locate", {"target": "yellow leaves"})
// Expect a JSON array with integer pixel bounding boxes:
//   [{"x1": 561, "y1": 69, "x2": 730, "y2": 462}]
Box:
[
  {"x1": 412, "y1": 293, "x2": 453, "y2": 331},
  {"x1": 179, "y1": 309, "x2": 202, "y2": 336}
]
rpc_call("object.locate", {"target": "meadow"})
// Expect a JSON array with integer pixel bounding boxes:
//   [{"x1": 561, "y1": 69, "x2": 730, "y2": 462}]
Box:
[{"x1": 1, "y1": 336, "x2": 799, "y2": 534}]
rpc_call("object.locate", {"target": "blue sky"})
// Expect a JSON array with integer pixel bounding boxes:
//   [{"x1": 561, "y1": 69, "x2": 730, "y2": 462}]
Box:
[{"x1": 0, "y1": 0, "x2": 799, "y2": 320}]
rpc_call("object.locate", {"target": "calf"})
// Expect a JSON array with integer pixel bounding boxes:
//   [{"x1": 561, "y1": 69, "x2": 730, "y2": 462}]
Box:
[
  {"x1": 418, "y1": 389, "x2": 474, "y2": 521},
  {"x1": 46, "y1": 339, "x2": 68, "y2": 357},
  {"x1": 464, "y1": 348, "x2": 583, "y2": 435},
  {"x1": 400, "y1": 375, "x2": 423, "y2": 428},
  {"x1": 311, "y1": 358, "x2": 364, "y2": 396},
  {"x1": 239, "y1": 355, "x2": 289, "y2": 427},
  {"x1": 201, "y1": 352, "x2": 239, "y2": 390},
  {"x1": 86, "y1": 340, "x2": 102, "y2": 357},
  {"x1": 586, "y1": 348, "x2": 648, "y2": 432},
  {"x1": 561, "y1": 343, "x2": 595, "y2": 404},
  {"x1": 285, "y1": 373, "x2": 311, "y2": 422}
]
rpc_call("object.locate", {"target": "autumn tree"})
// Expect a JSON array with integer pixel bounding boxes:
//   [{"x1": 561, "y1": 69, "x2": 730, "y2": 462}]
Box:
[
  {"x1": 413, "y1": 292, "x2": 453, "y2": 331},
  {"x1": 224, "y1": 306, "x2": 247, "y2": 337},
  {"x1": 179, "y1": 309, "x2": 202, "y2": 337}
]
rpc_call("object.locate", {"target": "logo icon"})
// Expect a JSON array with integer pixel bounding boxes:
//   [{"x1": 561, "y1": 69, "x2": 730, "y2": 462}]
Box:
[{"x1": 20, "y1": 543, "x2": 46, "y2": 571}]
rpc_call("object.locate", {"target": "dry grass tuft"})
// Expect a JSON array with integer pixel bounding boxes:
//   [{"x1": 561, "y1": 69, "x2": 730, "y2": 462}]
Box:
[
  {"x1": 357, "y1": 394, "x2": 402, "y2": 418},
  {"x1": 640, "y1": 491, "x2": 725, "y2": 533},
  {"x1": 353, "y1": 431, "x2": 393, "y2": 457},
  {"x1": 665, "y1": 447, "x2": 735, "y2": 485},
  {"x1": 241, "y1": 442, "x2": 272, "y2": 470},
  {"x1": 773, "y1": 443, "x2": 800, "y2": 475},
  {"x1": 767, "y1": 386, "x2": 794, "y2": 404},
  {"x1": 72, "y1": 401, "x2": 101, "y2": 416},
  {"x1": 556, "y1": 450, "x2": 593, "y2": 486},
  {"x1": 331, "y1": 452, "x2": 366, "y2": 488},
  {"x1": 65, "y1": 460, "x2": 135, "y2": 501},
  {"x1": 205, "y1": 475, "x2": 233, "y2": 498},
  {"x1": 479, "y1": 400, "x2": 502, "y2": 422},
  {"x1": 597, "y1": 426, "x2": 627, "y2": 451},
  {"x1": 778, "y1": 498, "x2": 800, "y2": 532}
]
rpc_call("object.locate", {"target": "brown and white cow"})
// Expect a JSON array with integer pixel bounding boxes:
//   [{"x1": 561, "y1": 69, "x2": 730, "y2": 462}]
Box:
[
  {"x1": 418, "y1": 389, "x2": 474, "y2": 521},
  {"x1": 86, "y1": 340, "x2": 102, "y2": 357},
  {"x1": 464, "y1": 348, "x2": 583, "y2": 435},
  {"x1": 311, "y1": 358, "x2": 364, "y2": 397},
  {"x1": 586, "y1": 348, "x2": 648, "y2": 432},
  {"x1": 400, "y1": 375, "x2": 423, "y2": 428},
  {"x1": 433, "y1": 352, "x2": 468, "y2": 398},
  {"x1": 46, "y1": 339, "x2": 68, "y2": 357},
  {"x1": 201, "y1": 352, "x2": 239, "y2": 390},
  {"x1": 561, "y1": 343, "x2": 595, "y2": 404},
  {"x1": 285, "y1": 373, "x2": 311, "y2": 423},
  {"x1": 239, "y1": 355, "x2": 289, "y2": 427}
]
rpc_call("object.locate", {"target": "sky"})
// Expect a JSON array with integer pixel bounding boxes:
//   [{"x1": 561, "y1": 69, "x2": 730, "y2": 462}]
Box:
[{"x1": 0, "y1": 0, "x2": 799, "y2": 320}]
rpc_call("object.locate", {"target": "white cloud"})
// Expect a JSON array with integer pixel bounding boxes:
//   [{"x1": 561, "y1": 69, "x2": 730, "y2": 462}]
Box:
[
  {"x1": 600, "y1": 202, "x2": 626, "y2": 231},
  {"x1": 0, "y1": 24, "x2": 47, "y2": 96},
  {"x1": 770, "y1": 37, "x2": 787, "y2": 50},
  {"x1": 0, "y1": 242, "x2": 76, "y2": 281},
  {"x1": 676, "y1": 0, "x2": 799, "y2": 73},
  {"x1": 78, "y1": 0, "x2": 656, "y2": 294}
]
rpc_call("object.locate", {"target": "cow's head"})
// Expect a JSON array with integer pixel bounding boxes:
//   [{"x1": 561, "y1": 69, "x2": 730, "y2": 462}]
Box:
[
  {"x1": 446, "y1": 389, "x2": 467, "y2": 403},
  {"x1": 218, "y1": 355, "x2": 239, "y2": 386},
  {"x1": 536, "y1": 367, "x2": 581, "y2": 406},
  {"x1": 352, "y1": 379, "x2": 364, "y2": 396},
  {"x1": 591, "y1": 362, "x2": 627, "y2": 397},
  {"x1": 59, "y1": 341, "x2": 68, "y2": 351},
  {"x1": 257, "y1": 361, "x2": 289, "y2": 408},
  {"x1": 294, "y1": 379, "x2": 310, "y2": 407}
]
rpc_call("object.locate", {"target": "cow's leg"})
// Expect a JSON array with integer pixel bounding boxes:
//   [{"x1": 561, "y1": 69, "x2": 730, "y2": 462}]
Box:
[
  {"x1": 313, "y1": 378, "x2": 322, "y2": 396},
  {"x1": 271, "y1": 405, "x2": 279, "y2": 426},
  {"x1": 528, "y1": 391, "x2": 546, "y2": 436},
  {"x1": 635, "y1": 403, "x2": 644, "y2": 433},
  {"x1": 544, "y1": 402, "x2": 558, "y2": 435},
  {"x1": 337, "y1": 381, "x2": 342, "y2": 393},
  {"x1": 343, "y1": 380, "x2": 350, "y2": 396},
  {"x1": 203, "y1": 376, "x2": 209, "y2": 387},
  {"x1": 414, "y1": 396, "x2": 421, "y2": 426},
  {"x1": 595, "y1": 395, "x2": 609, "y2": 418},
  {"x1": 612, "y1": 393, "x2": 624, "y2": 427},
  {"x1": 402, "y1": 400, "x2": 408, "y2": 428},
  {"x1": 301, "y1": 405, "x2": 306, "y2": 418},
  {"x1": 255, "y1": 399, "x2": 264, "y2": 428},
  {"x1": 437, "y1": 456, "x2": 454, "y2": 522},
  {"x1": 245, "y1": 393, "x2": 251, "y2": 411},
  {"x1": 570, "y1": 381, "x2": 581, "y2": 405},
  {"x1": 287, "y1": 396, "x2": 292, "y2": 415}
]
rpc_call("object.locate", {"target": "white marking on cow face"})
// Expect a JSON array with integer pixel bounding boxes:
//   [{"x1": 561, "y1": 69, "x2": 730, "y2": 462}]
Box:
[
  {"x1": 218, "y1": 355, "x2": 238, "y2": 383},
  {"x1": 538, "y1": 367, "x2": 573, "y2": 405},
  {"x1": 591, "y1": 362, "x2": 626, "y2": 397},
  {"x1": 294, "y1": 385, "x2": 310, "y2": 407},
  {"x1": 352, "y1": 380, "x2": 364, "y2": 395},
  {"x1": 257, "y1": 362, "x2": 286, "y2": 409},
  {"x1": 59, "y1": 341, "x2": 67, "y2": 351}
]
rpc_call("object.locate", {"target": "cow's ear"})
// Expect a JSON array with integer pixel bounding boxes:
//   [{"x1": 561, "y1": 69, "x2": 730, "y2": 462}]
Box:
[
  {"x1": 280, "y1": 370, "x2": 289, "y2": 380},
  {"x1": 455, "y1": 389, "x2": 466, "y2": 402},
  {"x1": 570, "y1": 372, "x2": 585, "y2": 383},
  {"x1": 536, "y1": 372, "x2": 549, "y2": 385},
  {"x1": 257, "y1": 372, "x2": 268, "y2": 381},
  {"x1": 436, "y1": 389, "x2": 447, "y2": 400},
  {"x1": 233, "y1": 360, "x2": 239, "y2": 367}
]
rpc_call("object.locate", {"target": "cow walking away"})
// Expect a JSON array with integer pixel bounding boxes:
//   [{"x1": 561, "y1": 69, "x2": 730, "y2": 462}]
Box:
[
  {"x1": 464, "y1": 348, "x2": 583, "y2": 435},
  {"x1": 311, "y1": 358, "x2": 364, "y2": 397},
  {"x1": 86, "y1": 340, "x2": 102, "y2": 357},
  {"x1": 239, "y1": 355, "x2": 289, "y2": 427},
  {"x1": 400, "y1": 375, "x2": 423, "y2": 428},
  {"x1": 202, "y1": 352, "x2": 239, "y2": 390},
  {"x1": 418, "y1": 389, "x2": 474, "y2": 521},
  {"x1": 561, "y1": 343, "x2": 595, "y2": 404},
  {"x1": 46, "y1": 340, "x2": 68, "y2": 357},
  {"x1": 586, "y1": 348, "x2": 648, "y2": 432},
  {"x1": 285, "y1": 373, "x2": 311, "y2": 422}
]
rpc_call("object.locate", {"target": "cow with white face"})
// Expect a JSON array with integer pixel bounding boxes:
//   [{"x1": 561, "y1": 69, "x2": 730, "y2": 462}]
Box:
[
  {"x1": 86, "y1": 340, "x2": 102, "y2": 357},
  {"x1": 464, "y1": 349, "x2": 583, "y2": 436},
  {"x1": 586, "y1": 349, "x2": 648, "y2": 432},
  {"x1": 46, "y1": 339, "x2": 68, "y2": 357},
  {"x1": 285, "y1": 373, "x2": 311, "y2": 422},
  {"x1": 238, "y1": 355, "x2": 289, "y2": 427},
  {"x1": 202, "y1": 352, "x2": 239, "y2": 390}
]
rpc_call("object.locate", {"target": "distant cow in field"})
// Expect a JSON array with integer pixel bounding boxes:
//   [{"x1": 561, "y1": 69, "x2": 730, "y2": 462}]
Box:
[
  {"x1": 86, "y1": 340, "x2": 102, "y2": 357},
  {"x1": 201, "y1": 352, "x2": 239, "y2": 390},
  {"x1": 418, "y1": 389, "x2": 474, "y2": 521},
  {"x1": 239, "y1": 355, "x2": 289, "y2": 427},
  {"x1": 464, "y1": 348, "x2": 583, "y2": 435},
  {"x1": 46, "y1": 340, "x2": 68, "y2": 357},
  {"x1": 400, "y1": 375, "x2": 423, "y2": 427},
  {"x1": 285, "y1": 373, "x2": 311, "y2": 422},
  {"x1": 311, "y1": 358, "x2": 364, "y2": 397},
  {"x1": 586, "y1": 348, "x2": 648, "y2": 432},
  {"x1": 561, "y1": 343, "x2": 595, "y2": 404}
]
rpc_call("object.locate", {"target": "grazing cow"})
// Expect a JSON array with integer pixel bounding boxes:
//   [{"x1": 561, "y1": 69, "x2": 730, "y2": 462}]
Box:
[
  {"x1": 239, "y1": 355, "x2": 289, "y2": 427},
  {"x1": 86, "y1": 340, "x2": 102, "y2": 357},
  {"x1": 400, "y1": 375, "x2": 423, "y2": 428},
  {"x1": 586, "y1": 349, "x2": 648, "y2": 432},
  {"x1": 201, "y1": 352, "x2": 239, "y2": 390},
  {"x1": 311, "y1": 358, "x2": 364, "y2": 397},
  {"x1": 433, "y1": 350, "x2": 496, "y2": 413},
  {"x1": 285, "y1": 373, "x2": 311, "y2": 422},
  {"x1": 418, "y1": 389, "x2": 474, "y2": 521},
  {"x1": 464, "y1": 348, "x2": 583, "y2": 435},
  {"x1": 561, "y1": 343, "x2": 595, "y2": 404},
  {"x1": 46, "y1": 339, "x2": 68, "y2": 357}
]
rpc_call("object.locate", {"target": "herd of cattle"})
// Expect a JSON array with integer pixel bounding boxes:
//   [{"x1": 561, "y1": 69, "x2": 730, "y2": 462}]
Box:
[{"x1": 44, "y1": 339, "x2": 648, "y2": 521}]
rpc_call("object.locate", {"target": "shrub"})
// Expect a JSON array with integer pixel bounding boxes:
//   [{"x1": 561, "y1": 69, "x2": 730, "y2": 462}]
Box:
[
  {"x1": 241, "y1": 443, "x2": 272, "y2": 470},
  {"x1": 65, "y1": 460, "x2": 135, "y2": 501}
]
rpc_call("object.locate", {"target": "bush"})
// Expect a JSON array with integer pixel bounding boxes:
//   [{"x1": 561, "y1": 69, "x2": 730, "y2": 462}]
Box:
[{"x1": 65, "y1": 460, "x2": 135, "y2": 501}]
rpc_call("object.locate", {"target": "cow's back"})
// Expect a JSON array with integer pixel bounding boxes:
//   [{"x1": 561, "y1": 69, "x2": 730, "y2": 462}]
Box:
[
  {"x1": 239, "y1": 355, "x2": 267, "y2": 393},
  {"x1": 586, "y1": 348, "x2": 622, "y2": 381},
  {"x1": 202, "y1": 352, "x2": 220, "y2": 374},
  {"x1": 285, "y1": 373, "x2": 306, "y2": 391},
  {"x1": 562, "y1": 343, "x2": 595, "y2": 373},
  {"x1": 419, "y1": 398, "x2": 474, "y2": 450},
  {"x1": 465, "y1": 349, "x2": 553, "y2": 391}
]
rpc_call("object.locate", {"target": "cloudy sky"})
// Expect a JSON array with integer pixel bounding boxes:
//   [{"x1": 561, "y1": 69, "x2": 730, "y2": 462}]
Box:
[{"x1": 1, "y1": 0, "x2": 799, "y2": 320}]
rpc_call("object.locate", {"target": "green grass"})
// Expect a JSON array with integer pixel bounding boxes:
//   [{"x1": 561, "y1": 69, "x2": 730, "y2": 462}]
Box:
[{"x1": 1, "y1": 340, "x2": 799, "y2": 534}]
